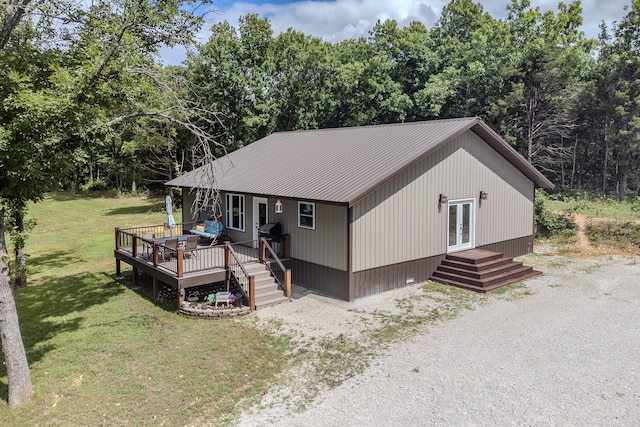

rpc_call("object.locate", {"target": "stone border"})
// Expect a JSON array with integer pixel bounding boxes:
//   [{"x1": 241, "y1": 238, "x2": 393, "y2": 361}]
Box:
[{"x1": 179, "y1": 304, "x2": 251, "y2": 318}]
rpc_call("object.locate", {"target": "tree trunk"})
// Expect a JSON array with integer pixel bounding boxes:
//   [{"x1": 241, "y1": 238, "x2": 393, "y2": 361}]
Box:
[
  {"x1": 602, "y1": 128, "x2": 609, "y2": 194},
  {"x1": 0, "y1": 208, "x2": 34, "y2": 406},
  {"x1": 12, "y1": 210, "x2": 26, "y2": 287}
]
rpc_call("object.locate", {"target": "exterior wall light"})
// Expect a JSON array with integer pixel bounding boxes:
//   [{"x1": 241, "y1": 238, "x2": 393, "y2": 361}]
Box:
[
  {"x1": 439, "y1": 194, "x2": 448, "y2": 204},
  {"x1": 275, "y1": 199, "x2": 283, "y2": 214},
  {"x1": 480, "y1": 191, "x2": 488, "y2": 200}
]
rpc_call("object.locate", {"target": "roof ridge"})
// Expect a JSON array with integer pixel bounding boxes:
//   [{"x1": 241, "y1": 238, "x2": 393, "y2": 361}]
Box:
[{"x1": 276, "y1": 117, "x2": 479, "y2": 135}]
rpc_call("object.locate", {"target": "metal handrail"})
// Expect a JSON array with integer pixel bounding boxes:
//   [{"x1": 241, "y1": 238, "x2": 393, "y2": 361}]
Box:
[
  {"x1": 227, "y1": 244, "x2": 251, "y2": 285},
  {"x1": 263, "y1": 239, "x2": 286, "y2": 284},
  {"x1": 226, "y1": 242, "x2": 256, "y2": 310},
  {"x1": 261, "y1": 237, "x2": 291, "y2": 298}
]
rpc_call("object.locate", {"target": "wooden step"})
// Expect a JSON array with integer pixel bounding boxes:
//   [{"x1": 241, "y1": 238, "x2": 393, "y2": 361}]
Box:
[
  {"x1": 441, "y1": 256, "x2": 514, "y2": 272},
  {"x1": 433, "y1": 269, "x2": 542, "y2": 293},
  {"x1": 429, "y1": 249, "x2": 542, "y2": 293},
  {"x1": 242, "y1": 262, "x2": 288, "y2": 309},
  {"x1": 437, "y1": 260, "x2": 524, "y2": 280}
]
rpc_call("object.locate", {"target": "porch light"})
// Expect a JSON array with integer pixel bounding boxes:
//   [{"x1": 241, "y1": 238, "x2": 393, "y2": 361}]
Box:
[
  {"x1": 438, "y1": 194, "x2": 448, "y2": 204},
  {"x1": 480, "y1": 191, "x2": 488, "y2": 200},
  {"x1": 275, "y1": 199, "x2": 283, "y2": 214}
]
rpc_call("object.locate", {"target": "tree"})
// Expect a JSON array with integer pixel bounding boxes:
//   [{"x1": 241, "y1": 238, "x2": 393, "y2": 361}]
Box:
[
  {"x1": 418, "y1": 0, "x2": 506, "y2": 120},
  {"x1": 496, "y1": 0, "x2": 594, "y2": 180},
  {"x1": 1, "y1": 0, "x2": 220, "y2": 406}
]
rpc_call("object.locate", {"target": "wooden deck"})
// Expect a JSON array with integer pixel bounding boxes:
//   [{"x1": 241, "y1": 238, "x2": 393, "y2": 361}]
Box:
[
  {"x1": 115, "y1": 239, "x2": 262, "y2": 284},
  {"x1": 114, "y1": 225, "x2": 292, "y2": 311}
]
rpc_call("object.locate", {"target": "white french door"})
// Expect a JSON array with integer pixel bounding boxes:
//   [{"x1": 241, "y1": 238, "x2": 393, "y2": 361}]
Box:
[
  {"x1": 253, "y1": 197, "x2": 269, "y2": 246},
  {"x1": 448, "y1": 199, "x2": 475, "y2": 252}
]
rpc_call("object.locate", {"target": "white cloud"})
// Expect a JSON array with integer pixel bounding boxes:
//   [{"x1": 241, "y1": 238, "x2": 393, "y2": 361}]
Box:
[
  {"x1": 212, "y1": 0, "x2": 448, "y2": 43},
  {"x1": 161, "y1": 0, "x2": 632, "y2": 65}
]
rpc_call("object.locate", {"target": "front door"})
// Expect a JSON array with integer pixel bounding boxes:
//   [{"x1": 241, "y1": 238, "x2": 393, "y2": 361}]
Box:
[
  {"x1": 253, "y1": 197, "x2": 269, "y2": 245},
  {"x1": 448, "y1": 199, "x2": 475, "y2": 253}
]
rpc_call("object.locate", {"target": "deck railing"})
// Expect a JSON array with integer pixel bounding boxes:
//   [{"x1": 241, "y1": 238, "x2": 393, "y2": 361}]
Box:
[
  {"x1": 115, "y1": 226, "x2": 226, "y2": 277},
  {"x1": 225, "y1": 242, "x2": 256, "y2": 310},
  {"x1": 115, "y1": 227, "x2": 290, "y2": 311},
  {"x1": 260, "y1": 237, "x2": 291, "y2": 298}
]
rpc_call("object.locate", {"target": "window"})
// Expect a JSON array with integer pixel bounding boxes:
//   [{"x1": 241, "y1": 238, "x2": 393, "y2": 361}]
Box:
[
  {"x1": 226, "y1": 194, "x2": 245, "y2": 231},
  {"x1": 298, "y1": 201, "x2": 315, "y2": 229}
]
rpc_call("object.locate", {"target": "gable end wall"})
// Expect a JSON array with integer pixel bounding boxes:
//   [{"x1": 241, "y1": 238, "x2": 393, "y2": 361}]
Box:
[{"x1": 350, "y1": 130, "x2": 535, "y2": 273}]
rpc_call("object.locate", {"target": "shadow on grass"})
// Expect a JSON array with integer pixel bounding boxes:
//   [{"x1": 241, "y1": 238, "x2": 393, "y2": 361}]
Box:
[
  {"x1": 47, "y1": 191, "x2": 118, "y2": 201},
  {"x1": 105, "y1": 202, "x2": 166, "y2": 216},
  {"x1": 0, "y1": 271, "x2": 124, "y2": 402},
  {"x1": 27, "y1": 250, "x2": 79, "y2": 275},
  {"x1": 119, "y1": 271, "x2": 178, "y2": 313}
]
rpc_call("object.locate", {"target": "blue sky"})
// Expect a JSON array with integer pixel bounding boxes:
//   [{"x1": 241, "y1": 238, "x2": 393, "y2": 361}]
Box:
[{"x1": 161, "y1": 0, "x2": 632, "y2": 64}]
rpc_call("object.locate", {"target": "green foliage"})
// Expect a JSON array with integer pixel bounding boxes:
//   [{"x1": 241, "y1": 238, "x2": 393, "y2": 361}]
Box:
[
  {"x1": 0, "y1": 194, "x2": 291, "y2": 424},
  {"x1": 546, "y1": 192, "x2": 640, "y2": 220},
  {"x1": 535, "y1": 189, "x2": 577, "y2": 237},
  {"x1": 586, "y1": 220, "x2": 640, "y2": 251}
]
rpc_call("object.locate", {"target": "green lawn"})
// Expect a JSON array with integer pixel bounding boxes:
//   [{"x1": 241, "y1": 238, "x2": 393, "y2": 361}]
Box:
[
  {"x1": 547, "y1": 197, "x2": 640, "y2": 221},
  {"x1": 0, "y1": 193, "x2": 291, "y2": 426}
]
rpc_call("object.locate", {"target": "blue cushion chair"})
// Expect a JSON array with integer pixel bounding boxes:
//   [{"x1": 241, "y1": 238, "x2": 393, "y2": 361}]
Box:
[{"x1": 189, "y1": 219, "x2": 224, "y2": 240}]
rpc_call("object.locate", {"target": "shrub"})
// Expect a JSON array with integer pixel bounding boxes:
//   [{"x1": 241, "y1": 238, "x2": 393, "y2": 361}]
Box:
[
  {"x1": 586, "y1": 220, "x2": 640, "y2": 250},
  {"x1": 535, "y1": 189, "x2": 577, "y2": 237}
]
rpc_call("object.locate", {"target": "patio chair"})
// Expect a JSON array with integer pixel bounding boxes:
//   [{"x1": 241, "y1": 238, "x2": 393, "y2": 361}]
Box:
[
  {"x1": 142, "y1": 231, "x2": 154, "y2": 258},
  {"x1": 181, "y1": 235, "x2": 199, "y2": 258},
  {"x1": 161, "y1": 238, "x2": 178, "y2": 262}
]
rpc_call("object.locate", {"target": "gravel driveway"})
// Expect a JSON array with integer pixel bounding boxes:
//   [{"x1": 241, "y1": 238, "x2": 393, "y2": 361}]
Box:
[{"x1": 235, "y1": 254, "x2": 640, "y2": 426}]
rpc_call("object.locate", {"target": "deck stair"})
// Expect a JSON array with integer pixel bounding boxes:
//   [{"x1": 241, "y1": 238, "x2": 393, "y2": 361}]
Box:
[
  {"x1": 429, "y1": 249, "x2": 542, "y2": 292},
  {"x1": 243, "y1": 262, "x2": 289, "y2": 309}
]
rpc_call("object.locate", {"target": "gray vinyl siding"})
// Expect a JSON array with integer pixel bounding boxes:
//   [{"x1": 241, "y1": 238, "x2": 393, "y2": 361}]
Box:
[
  {"x1": 205, "y1": 193, "x2": 348, "y2": 271},
  {"x1": 181, "y1": 190, "x2": 198, "y2": 223},
  {"x1": 270, "y1": 198, "x2": 348, "y2": 271},
  {"x1": 350, "y1": 130, "x2": 534, "y2": 273}
]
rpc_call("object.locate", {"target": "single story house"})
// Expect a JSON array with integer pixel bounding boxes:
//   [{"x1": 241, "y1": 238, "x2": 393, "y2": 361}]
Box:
[{"x1": 167, "y1": 117, "x2": 554, "y2": 300}]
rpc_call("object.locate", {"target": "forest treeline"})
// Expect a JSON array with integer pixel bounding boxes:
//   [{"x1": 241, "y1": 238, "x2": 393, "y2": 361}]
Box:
[
  {"x1": 183, "y1": 0, "x2": 640, "y2": 198},
  {"x1": 2, "y1": 0, "x2": 640, "y2": 199}
]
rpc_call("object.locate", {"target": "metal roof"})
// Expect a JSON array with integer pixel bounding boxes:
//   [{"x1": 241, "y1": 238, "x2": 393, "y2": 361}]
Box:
[{"x1": 167, "y1": 117, "x2": 554, "y2": 206}]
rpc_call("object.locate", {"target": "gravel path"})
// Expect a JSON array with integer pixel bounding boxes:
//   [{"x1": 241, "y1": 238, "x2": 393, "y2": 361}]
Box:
[{"x1": 235, "y1": 255, "x2": 640, "y2": 426}]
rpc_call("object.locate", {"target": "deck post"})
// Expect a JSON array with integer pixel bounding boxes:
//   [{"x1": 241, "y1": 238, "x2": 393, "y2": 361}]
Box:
[
  {"x1": 115, "y1": 258, "x2": 121, "y2": 277},
  {"x1": 115, "y1": 227, "x2": 121, "y2": 250},
  {"x1": 132, "y1": 233, "x2": 137, "y2": 258},
  {"x1": 283, "y1": 234, "x2": 291, "y2": 258},
  {"x1": 132, "y1": 267, "x2": 138, "y2": 287},
  {"x1": 152, "y1": 277, "x2": 159, "y2": 299},
  {"x1": 177, "y1": 288, "x2": 185, "y2": 310},
  {"x1": 284, "y1": 269, "x2": 292, "y2": 298},
  {"x1": 177, "y1": 249, "x2": 184, "y2": 278},
  {"x1": 224, "y1": 243, "x2": 230, "y2": 269},
  {"x1": 249, "y1": 276, "x2": 256, "y2": 311},
  {"x1": 152, "y1": 242, "x2": 159, "y2": 266},
  {"x1": 259, "y1": 238, "x2": 265, "y2": 263}
]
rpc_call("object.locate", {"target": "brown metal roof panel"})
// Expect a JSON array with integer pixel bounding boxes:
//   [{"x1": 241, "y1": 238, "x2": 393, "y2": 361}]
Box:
[
  {"x1": 166, "y1": 117, "x2": 553, "y2": 203},
  {"x1": 169, "y1": 118, "x2": 477, "y2": 202}
]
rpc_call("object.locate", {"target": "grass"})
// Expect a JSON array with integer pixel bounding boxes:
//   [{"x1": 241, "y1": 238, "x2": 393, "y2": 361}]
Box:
[
  {"x1": 5, "y1": 193, "x2": 633, "y2": 424},
  {"x1": 586, "y1": 220, "x2": 640, "y2": 253},
  {"x1": 547, "y1": 198, "x2": 640, "y2": 221},
  {"x1": 0, "y1": 193, "x2": 292, "y2": 426}
]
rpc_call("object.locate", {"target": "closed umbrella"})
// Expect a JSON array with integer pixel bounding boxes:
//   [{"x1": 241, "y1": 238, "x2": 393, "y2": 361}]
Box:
[{"x1": 165, "y1": 195, "x2": 176, "y2": 229}]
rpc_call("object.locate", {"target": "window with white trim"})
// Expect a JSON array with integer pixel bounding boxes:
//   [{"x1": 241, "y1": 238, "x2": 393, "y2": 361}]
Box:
[
  {"x1": 226, "y1": 194, "x2": 245, "y2": 231},
  {"x1": 298, "y1": 201, "x2": 315, "y2": 229}
]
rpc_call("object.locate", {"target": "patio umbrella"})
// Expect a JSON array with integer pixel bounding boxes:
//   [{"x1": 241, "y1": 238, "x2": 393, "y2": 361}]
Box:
[{"x1": 165, "y1": 195, "x2": 176, "y2": 229}]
